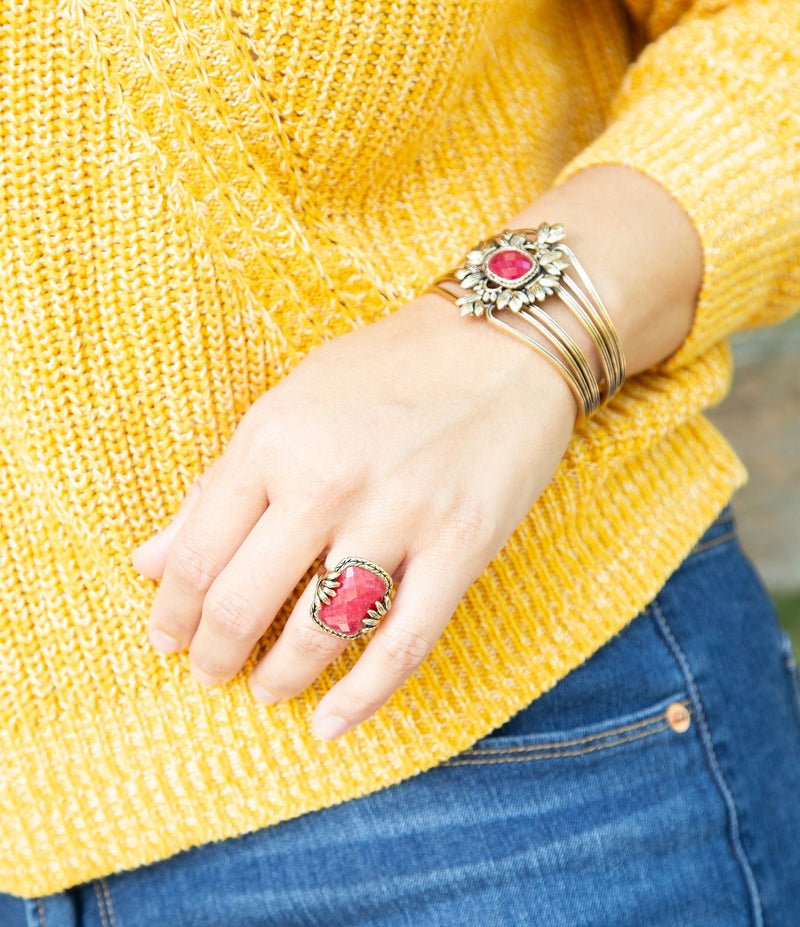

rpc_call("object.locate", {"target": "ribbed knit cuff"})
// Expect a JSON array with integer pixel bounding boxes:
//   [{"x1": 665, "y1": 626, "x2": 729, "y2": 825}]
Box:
[{"x1": 556, "y1": 0, "x2": 800, "y2": 370}]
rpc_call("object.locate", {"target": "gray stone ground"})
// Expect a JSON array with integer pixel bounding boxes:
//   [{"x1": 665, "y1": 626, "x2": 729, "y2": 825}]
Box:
[{"x1": 706, "y1": 314, "x2": 800, "y2": 595}]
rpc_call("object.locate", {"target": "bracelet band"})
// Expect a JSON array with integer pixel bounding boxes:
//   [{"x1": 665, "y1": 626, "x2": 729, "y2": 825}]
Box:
[
  {"x1": 427, "y1": 225, "x2": 625, "y2": 423},
  {"x1": 433, "y1": 281, "x2": 599, "y2": 417}
]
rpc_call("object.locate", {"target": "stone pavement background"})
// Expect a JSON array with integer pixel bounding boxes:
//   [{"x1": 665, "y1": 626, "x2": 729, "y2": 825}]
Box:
[{"x1": 706, "y1": 313, "x2": 800, "y2": 595}]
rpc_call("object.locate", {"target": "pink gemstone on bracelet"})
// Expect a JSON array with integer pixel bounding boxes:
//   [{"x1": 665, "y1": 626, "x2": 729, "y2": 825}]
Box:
[
  {"x1": 486, "y1": 248, "x2": 534, "y2": 281},
  {"x1": 316, "y1": 565, "x2": 388, "y2": 636}
]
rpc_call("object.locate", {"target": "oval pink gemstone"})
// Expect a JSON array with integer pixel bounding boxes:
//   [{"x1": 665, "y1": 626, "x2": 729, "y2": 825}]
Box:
[
  {"x1": 317, "y1": 565, "x2": 388, "y2": 636},
  {"x1": 487, "y1": 248, "x2": 533, "y2": 281}
]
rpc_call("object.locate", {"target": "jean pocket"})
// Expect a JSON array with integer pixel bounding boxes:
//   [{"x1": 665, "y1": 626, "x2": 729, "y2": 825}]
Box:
[
  {"x1": 442, "y1": 693, "x2": 692, "y2": 767},
  {"x1": 683, "y1": 505, "x2": 738, "y2": 563}
]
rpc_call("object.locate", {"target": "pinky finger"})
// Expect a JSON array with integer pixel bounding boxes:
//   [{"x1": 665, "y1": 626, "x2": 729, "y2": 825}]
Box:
[{"x1": 311, "y1": 554, "x2": 468, "y2": 740}]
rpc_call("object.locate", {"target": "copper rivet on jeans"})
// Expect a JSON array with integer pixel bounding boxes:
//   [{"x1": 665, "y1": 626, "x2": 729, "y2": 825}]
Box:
[{"x1": 666, "y1": 702, "x2": 691, "y2": 733}]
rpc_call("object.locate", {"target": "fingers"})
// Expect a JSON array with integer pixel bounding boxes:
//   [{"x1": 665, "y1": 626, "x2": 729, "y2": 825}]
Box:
[
  {"x1": 137, "y1": 450, "x2": 479, "y2": 736},
  {"x1": 140, "y1": 463, "x2": 478, "y2": 737},
  {"x1": 248, "y1": 540, "x2": 405, "y2": 705},
  {"x1": 141, "y1": 476, "x2": 477, "y2": 736},
  {"x1": 186, "y1": 499, "x2": 323, "y2": 684},
  {"x1": 249, "y1": 544, "x2": 470, "y2": 740},
  {"x1": 144, "y1": 451, "x2": 271, "y2": 654},
  {"x1": 310, "y1": 553, "x2": 468, "y2": 740},
  {"x1": 131, "y1": 462, "x2": 221, "y2": 580}
]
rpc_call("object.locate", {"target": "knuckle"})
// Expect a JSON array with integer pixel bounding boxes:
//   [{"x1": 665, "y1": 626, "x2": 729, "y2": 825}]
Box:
[
  {"x1": 291, "y1": 623, "x2": 343, "y2": 660},
  {"x1": 204, "y1": 591, "x2": 261, "y2": 642},
  {"x1": 171, "y1": 543, "x2": 221, "y2": 594},
  {"x1": 191, "y1": 655, "x2": 234, "y2": 681},
  {"x1": 438, "y1": 501, "x2": 497, "y2": 554},
  {"x1": 374, "y1": 626, "x2": 432, "y2": 674},
  {"x1": 297, "y1": 446, "x2": 368, "y2": 517},
  {"x1": 303, "y1": 467, "x2": 355, "y2": 515},
  {"x1": 241, "y1": 416, "x2": 281, "y2": 467},
  {"x1": 226, "y1": 411, "x2": 282, "y2": 484},
  {"x1": 252, "y1": 675, "x2": 294, "y2": 699},
  {"x1": 149, "y1": 612, "x2": 195, "y2": 645},
  {"x1": 193, "y1": 464, "x2": 219, "y2": 495}
]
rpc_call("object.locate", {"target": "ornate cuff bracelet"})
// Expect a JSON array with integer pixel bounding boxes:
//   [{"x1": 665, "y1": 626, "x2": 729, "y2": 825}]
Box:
[{"x1": 427, "y1": 224, "x2": 625, "y2": 423}]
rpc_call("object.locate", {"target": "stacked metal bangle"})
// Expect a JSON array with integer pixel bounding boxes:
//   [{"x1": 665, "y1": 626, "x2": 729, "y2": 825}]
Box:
[{"x1": 427, "y1": 224, "x2": 625, "y2": 423}]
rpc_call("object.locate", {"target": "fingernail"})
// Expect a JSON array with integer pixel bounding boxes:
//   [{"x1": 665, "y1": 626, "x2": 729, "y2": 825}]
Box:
[
  {"x1": 149, "y1": 629, "x2": 182, "y2": 653},
  {"x1": 250, "y1": 681, "x2": 280, "y2": 706},
  {"x1": 314, "y1": 714, "x2": 351, "y2": 741}
]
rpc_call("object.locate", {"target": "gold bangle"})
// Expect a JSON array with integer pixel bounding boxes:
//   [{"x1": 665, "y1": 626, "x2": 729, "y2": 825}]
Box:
[
  {"x1": 550, "y1": 243, "x2": 625, "y2": 397},
  {"x1": 519, "y1": 304, "x2": 601, "y2": 411},
  {"x1": 431, "y1": 280, "x2": 598, "y2": 421},
  {"x1": 426, "y1": 224, "x2": 625, "y2": 421}
]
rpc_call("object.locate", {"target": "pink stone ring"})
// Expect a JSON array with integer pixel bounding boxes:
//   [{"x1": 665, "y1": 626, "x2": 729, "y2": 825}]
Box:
[{"x1": 311, "y1": 558, "x2": 395, "y2": 640}]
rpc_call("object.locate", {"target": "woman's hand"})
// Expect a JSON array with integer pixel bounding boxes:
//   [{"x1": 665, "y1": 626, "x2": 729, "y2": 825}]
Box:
[
  {"x1": 131, "y1": 165, "x2": 703, "y2": 740},
  {"x1": 132, "y1": 294, "x2": 577, "y2": 740}
]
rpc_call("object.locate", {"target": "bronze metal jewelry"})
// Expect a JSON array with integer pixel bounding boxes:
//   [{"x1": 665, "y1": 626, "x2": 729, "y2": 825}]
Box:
[
  {"x1": 427, "y1": 224, "x2": 626, "y2": 422},
  {"x1": 311, "y1": 557, "x2": 394, "y2": 640}
]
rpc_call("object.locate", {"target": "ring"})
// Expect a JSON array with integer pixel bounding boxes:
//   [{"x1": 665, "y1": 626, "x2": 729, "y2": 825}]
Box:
[{"x1": 310, "y1": 557, "x2": 395, "y2": 639}]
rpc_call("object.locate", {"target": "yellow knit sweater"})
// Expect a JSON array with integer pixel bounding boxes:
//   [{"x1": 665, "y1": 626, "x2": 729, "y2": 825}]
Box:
[{"x1": 1, "y1": 0, "x2": 798, "y2": 897}]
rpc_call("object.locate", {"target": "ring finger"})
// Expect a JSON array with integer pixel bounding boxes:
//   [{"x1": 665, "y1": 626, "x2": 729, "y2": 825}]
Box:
[
  {"x1": 248, "y1": 540, "x2": 407, "y2": 705},
  {"x1": 310, "y1": 551, "x2": 472, "y2": 739}
]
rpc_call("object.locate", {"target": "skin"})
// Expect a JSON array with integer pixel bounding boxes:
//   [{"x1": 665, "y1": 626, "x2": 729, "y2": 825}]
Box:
[{"x1": 131, "y1": 165, "x2": 703, "y2": 741}]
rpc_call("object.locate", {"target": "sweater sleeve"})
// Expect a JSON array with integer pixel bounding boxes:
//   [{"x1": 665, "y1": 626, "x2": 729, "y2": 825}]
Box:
[{"x1": 557, "y1": 0, "x2": 800, "y2": 370}]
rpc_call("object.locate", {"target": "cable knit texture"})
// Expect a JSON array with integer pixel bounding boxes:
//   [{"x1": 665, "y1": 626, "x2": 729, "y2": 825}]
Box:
[{"x1": 0, "y1": 0, "x2": 797, "y2": 896}]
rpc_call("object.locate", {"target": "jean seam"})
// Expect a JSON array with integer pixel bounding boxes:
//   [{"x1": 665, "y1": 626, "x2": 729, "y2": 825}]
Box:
[
  {"x1": 651, "y1": 598, "x2": 764, "y2": 927},
  {"x1": 686, "y1": 529, "x2": 738, "y2": 557},
  {"x1": 99, "y1": 878, "x2": 118, "y2": 927},
  {"x1": 441, "y1": 720, "x2": 674, "y2": 766},
  {"x1": 92, "y1": 881, "x2": 112, "y2": 927},
  {"x1": 23, "y1": 898, "x2": 46, "y2": 927}
]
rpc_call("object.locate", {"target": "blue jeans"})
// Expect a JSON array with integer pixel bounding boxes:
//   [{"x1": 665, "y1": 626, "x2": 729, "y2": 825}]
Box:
[{"x1": 3, "y1": 507, "x2": 800, "y2": 926}]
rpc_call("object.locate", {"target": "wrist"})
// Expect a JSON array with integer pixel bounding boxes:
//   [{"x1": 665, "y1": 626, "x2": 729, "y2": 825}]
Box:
[
  {"x1": 407, "y1": 292, "x2": 580, "y2": 428},
  {"x1": 427, "y1": 224, "x2": 623, "y2": 422},
  {"x1": 416, "y1": 164, "x2": 701, "y2": 429},
  {"x1": 507, "y1": 165, "x2": 702, "y2": 377}
]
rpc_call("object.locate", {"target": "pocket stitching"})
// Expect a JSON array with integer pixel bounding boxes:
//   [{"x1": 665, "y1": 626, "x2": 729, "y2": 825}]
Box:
[
  {"x1": 442, "y1": 698, "x2": 691, "y2": 767},
  {"x1": 686, "y1": 528, "x2": 737, "y2": 558},
  {"x1": 458, "y1": 699, "x2": 690, "y2": 756},
  {"x1": 442, "y1": 719, "x2": 675, "y2": 766}
]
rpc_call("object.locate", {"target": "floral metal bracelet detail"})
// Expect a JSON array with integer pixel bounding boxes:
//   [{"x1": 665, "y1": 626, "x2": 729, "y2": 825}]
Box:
[
  {"x1": 427, "y1": 223, "x2": 625, "y2": 423},
  {"x1": 451, "y1": 224, "x2": 568, "y2": 315}
]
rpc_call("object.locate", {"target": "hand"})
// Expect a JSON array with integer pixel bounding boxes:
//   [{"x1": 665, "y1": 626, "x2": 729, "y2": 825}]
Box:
[
  {"x1": 132, "y1": 293, "x2": 577, "y2": 739},
  {"x1": 132, "y1": 165, "x2": 702, "y2": 741}
]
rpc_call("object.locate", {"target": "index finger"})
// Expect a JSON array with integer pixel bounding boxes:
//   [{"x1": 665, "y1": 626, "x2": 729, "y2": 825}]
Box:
[{"x1": 146, "y1": 451, "x2": 269, "y2": 653}]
